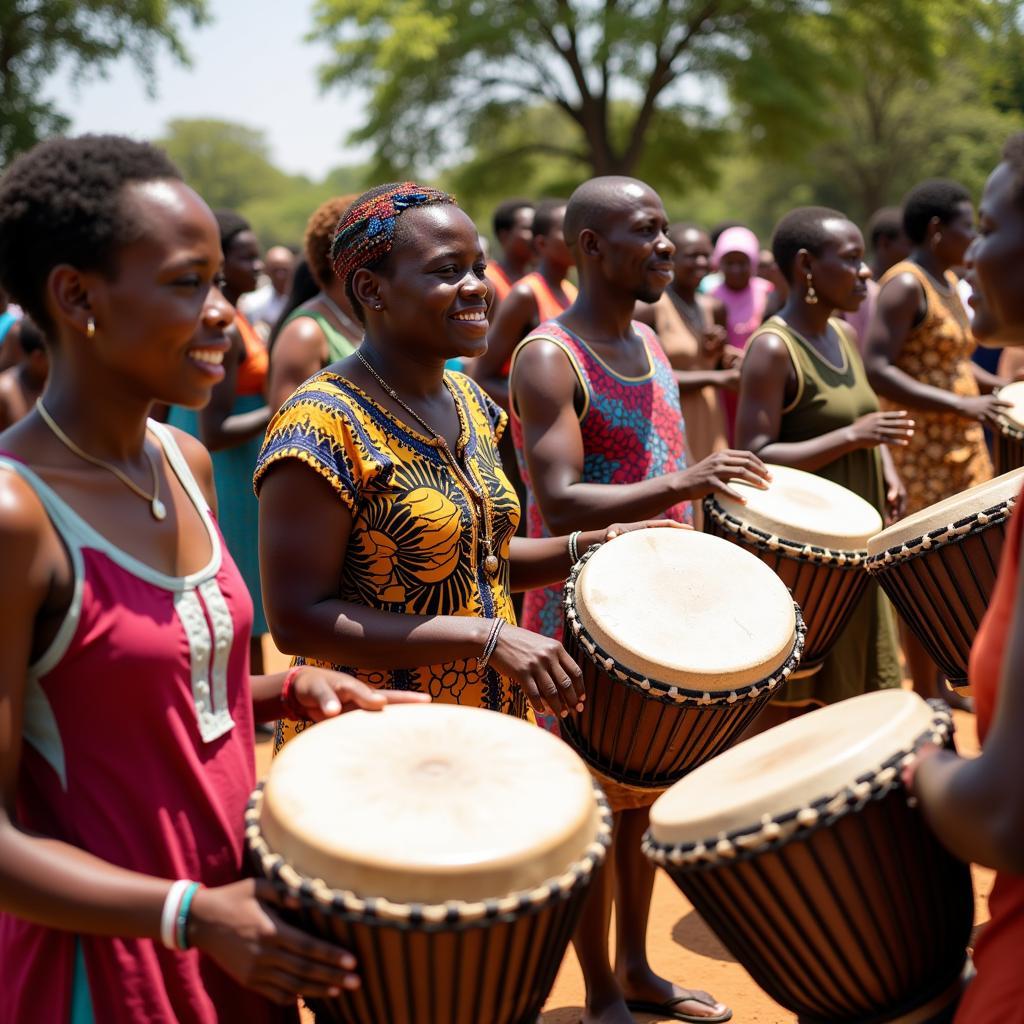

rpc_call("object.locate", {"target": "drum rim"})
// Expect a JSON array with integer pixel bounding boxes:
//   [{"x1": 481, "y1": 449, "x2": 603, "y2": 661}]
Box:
[
  {"x1": 642, "y1": 700, "x2": 953, "y2": 870},
  {"x1": 996, "y1": 381, "x2": 1024, "y2": 434},
  {"x1": 563, "y1": 542, "x2": 807, "y2": 703},
  {"x1": 865, "y1": 494, "x2": 1016, "y2": 570},
  {"x1": 704, "y1": 498, "x2": 870, "y2": 567},
  {"x1": 245, "y1": 781, "x2": 613, "y2": 927}
]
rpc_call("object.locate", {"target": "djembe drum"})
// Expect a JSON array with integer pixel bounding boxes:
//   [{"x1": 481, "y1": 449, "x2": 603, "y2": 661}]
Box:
[
  {"x1": 561, "y1": 528, "x2": 804, "y2": 798},
  {"x1": 866, "y1": 468, "x2": 1024, "y2": 687},
  {"x1": 994, "y1": 380, "x2": 1024, "y2": 474},
  {"x1": 644, "y1": 689, "x2": 974, "y2": 1024},
  {"x1": 246, "y1": 704, "x2": 612, "y2": 1024},
  {"x1": 704, "y1": 464, "x2": 882, "y2": 677}
]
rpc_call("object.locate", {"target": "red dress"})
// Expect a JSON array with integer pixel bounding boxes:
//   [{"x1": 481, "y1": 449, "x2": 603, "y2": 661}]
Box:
[
  {"x1": 0, "y1": 424, "x2": 294, "y2": 1024},
  {"x1": 955, "y1": 484, "x2": 1024, "y2": 1023}
]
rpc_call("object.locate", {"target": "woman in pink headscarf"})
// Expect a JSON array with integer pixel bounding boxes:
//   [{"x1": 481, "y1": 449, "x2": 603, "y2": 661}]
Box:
[{"x1": 712, "y1": 226, "x2": 777, "y2": 439}]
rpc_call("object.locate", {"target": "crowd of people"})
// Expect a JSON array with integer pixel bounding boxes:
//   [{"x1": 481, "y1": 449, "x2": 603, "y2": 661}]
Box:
[{"x1": 0, "y1": 127, "x2": 1021, "y2": 1024}]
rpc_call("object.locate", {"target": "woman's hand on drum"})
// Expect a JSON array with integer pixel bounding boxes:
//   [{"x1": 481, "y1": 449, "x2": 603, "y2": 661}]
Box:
[
  {"x1": 288, "y1": 667, "x2": 431, "y2": 722},
  {"x1": 673, "y1": 449, "x2": 772, "y2": 504},
  {"x1": 603, "y1": 519, "x2": 692, "y2": 542},
  {"x1": 956, "y1": 393, "x2": 1011, "y2": 427},
  {"x1": 846, "y1": 411, "x2": 915, "y2": 449},
  {"x1": 488, "y1": 625, "x2": 586, "y2": 718},
  {"x1": 188, "y1": 878, "x2": 360, "y2": 1005}
]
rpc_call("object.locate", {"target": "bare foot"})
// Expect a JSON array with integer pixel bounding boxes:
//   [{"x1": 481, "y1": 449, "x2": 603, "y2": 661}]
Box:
[
  {"x1": 619, "y1": 966, "x2": 730, "y2": 1020},
  {"x1": 580, "y1": 996, "x2": 638, "y2": 1024}
]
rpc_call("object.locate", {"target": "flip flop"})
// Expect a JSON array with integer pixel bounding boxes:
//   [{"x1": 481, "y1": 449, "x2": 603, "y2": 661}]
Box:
[{"x1": 624, "y1": 995, "x2": 733, "y2": 1023}]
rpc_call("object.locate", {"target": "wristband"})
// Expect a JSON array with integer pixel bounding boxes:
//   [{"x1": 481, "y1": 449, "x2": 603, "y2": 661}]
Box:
[
  {"x1": 478, "y1": 618, "x2": 504, "y2": 671},
  {"x1": 175, "y1": 881, "x2": 202, "y2": 951},
  {"x1": 160, "y1": 880, "x2": 192, "y2": 951},
  {"x1": 568, "y1": 530, "x2": 582, "y2": 565},
  {"x1": 281, "y1": 666, "x2": 305, "y2": 720}
]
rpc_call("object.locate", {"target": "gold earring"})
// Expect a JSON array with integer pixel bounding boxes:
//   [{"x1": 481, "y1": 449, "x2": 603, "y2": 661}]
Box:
[
  {"x1": 805, "y1": 272, "x2": 818, "y2": 305},
  {"x1": 86, "y1": 317, "x2": 96, "y2": 339}
]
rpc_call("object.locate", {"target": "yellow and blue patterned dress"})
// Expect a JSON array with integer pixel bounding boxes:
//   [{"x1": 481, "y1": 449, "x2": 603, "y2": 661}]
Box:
[{"x1": 253, "y1": 369, "x2": 525, "y2": 746}]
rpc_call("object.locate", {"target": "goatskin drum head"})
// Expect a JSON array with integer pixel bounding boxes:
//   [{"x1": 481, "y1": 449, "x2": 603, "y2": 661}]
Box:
[
  {"x1": 713, "y1": 464, "x2": 882, "y2": 550},
  {"x1": 867, "y1": 467, "x2": 1024, "y2": 556},
  {"x1": 999, "y1": 380, "x2": 1024, "y2": 429},
  {"x1": 649, "y1": 689, "x2": 934, "y2": 846},
  {"x1": 259, "y1": 704, "x2": 600, "y2": 903},
  {"x1": 573, "y1": 528, "x2": 796, "y2": 690}
]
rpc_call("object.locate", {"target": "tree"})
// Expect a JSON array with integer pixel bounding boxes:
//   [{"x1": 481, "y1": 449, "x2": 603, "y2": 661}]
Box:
[
  {"x1": 0, "y1": 0, "x2": 208, "y2": 167},
  {"x1": 159, "y1": 119, "x2": 292, "y2": 212},
  {"x1": 308, "y1": 0, "x2": 944, "y2": 185}
]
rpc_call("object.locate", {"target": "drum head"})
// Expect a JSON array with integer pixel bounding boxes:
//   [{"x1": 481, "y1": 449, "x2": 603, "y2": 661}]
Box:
[
  {"x1": 712, "y1": 464, "x2": 882, "y2": 550},
  {"x1": 999, "y1": 380, "x2": 1024, "y2": 429},
  {"x1": 867, "y1": 467, "x2": 1024, "y2": 555},
  {"x1": 573, "y1": 529, "x2": 796, "y2": 690},
  {"x1": 259, "y1": 705, "x2": 600, "y2": 903},
  {"x1": 649, "y1": 689, "x2": 934, "y2": 846}
]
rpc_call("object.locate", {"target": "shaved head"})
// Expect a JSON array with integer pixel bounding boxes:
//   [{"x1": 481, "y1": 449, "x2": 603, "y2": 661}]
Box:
[{"x1": 564, "y1": 176, "x2": 661, "y2": 247}]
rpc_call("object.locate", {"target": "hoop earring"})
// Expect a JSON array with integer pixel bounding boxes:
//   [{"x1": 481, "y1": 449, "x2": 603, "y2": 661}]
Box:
[
  {"x1": 805, "y1": 273, "x2": 818, "y2": 305},
  {"x1": 86, "y1": 317, "x2": 96, "y2": 339}
]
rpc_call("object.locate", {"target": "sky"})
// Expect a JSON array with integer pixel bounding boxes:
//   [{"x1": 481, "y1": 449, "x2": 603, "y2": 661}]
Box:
[{"x1": 50, "y1": 0, "x2": 369, "y2": 180}]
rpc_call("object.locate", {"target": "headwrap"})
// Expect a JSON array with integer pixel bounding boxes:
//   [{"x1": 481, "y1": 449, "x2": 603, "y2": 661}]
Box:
[
  {"x1": 712, "y1": 225, "x2": 760, "y2": 271},
  {"x1": 329, "y1": 182, "x2": 455, "y2": 295}
]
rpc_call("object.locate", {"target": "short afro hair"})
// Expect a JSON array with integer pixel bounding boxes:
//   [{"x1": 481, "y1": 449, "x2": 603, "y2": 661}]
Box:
[
  {"x1": 901, "y1": 179, "x2": 972, "y2": 245},
  {"x1": 492, "y1": 198, "x2": 534, "y2": 238},
  {"x1": 304, "y1": 195, "x2": 358, "y2": 290},
  {"x1": 866, "y1": 207, "x2": 904, "y2": 251},
  {"x1": 213, "y1": 209, "x2": 252, "y2": 254},
  {"x1": 532, "y1": 198, "x2": 568, "y2": 239},
  {"x1": 1001, "y1": 132, "x2": 1024, "y2": 212},
  {"x1": 0, "y1": 134, "x2": 181, "y2": 335},
  {"x1": 771, "y1": 206, "x2": 851, "y2": 282},
  {"x1": 667, "y1": 222, "x2": 706, "y2": 247}
]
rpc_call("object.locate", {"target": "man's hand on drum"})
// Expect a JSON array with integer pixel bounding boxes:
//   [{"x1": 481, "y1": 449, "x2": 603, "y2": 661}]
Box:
[
  {"x1": 673, "y1": 449, "x2": 772, "y2": 504},
  {"x1": 956, "y1": 393, "x2": 1011, "y2": 428},
  {"x1": 846, "y1": 411, "x2": 916, "y2": 448},
  {"x1": 288, "y1": 667, "x2": 431, "y2": 722},
  {"x1": 188, "y1": 878, "x2": 360, "y2": 1005},
  {"x1": 489, "y1": 626, "x2": 586, "y2": 719}
]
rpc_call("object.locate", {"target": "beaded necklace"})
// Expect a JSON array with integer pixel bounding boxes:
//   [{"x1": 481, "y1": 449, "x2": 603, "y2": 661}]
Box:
[{"x1": 355, "y1": 349, "x2": 499, "y2": 576}]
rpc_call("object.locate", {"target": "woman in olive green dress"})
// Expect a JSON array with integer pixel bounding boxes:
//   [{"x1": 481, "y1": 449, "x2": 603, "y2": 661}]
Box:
[{"x1": 736, "y1": 207, "x2": 914, "y2": 726}]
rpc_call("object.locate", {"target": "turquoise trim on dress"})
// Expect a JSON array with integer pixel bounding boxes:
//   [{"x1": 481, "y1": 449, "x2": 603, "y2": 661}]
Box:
[{"x1": 71, "y1": 941, "x2": 96, "y2": 1024}]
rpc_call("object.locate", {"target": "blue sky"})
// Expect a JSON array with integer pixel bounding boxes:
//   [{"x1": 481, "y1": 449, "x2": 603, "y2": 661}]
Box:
[{"x1": 50, "y1": 0, "x2": 369, "y2": 179}]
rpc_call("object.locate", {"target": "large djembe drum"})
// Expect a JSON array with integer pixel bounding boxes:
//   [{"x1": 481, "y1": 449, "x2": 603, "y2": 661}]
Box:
[
  {"x1": 561, "y1": 528, "x2": 804, "y2": 798},
  {"x1": 246, "y1": 704, "x2": 612, "y2": 1024},
  {"x1": 704, "y1": 465, "x2": 882, "y2": 677},
  {"x1": 867, "y1": 468, "x2": 1024, "y2": 688},
  {"x1": 994, "y1": 380, "x2": 1024, "y2": 474},
  {"x1": 644, "y1": 689, "x2": 973, "y2": 1024}
]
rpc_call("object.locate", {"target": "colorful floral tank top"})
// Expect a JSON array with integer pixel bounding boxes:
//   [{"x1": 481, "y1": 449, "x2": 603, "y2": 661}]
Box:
[{"x1": 509, "y1": 319, "x2": 691, "y2": 641}]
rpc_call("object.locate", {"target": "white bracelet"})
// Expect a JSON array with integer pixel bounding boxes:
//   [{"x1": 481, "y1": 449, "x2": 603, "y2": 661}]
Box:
[
  {"x1": 568, "y1": 530, "x2": 582, "y2": 565},
  {"x1": 160, "y1": 880, "x2": 192, "y2": 951}
]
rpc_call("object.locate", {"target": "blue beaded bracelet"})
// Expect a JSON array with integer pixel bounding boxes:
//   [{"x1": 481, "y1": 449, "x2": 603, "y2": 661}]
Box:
[{"x1": 175, "y1": 881, "x2": 202, "y2": 951}]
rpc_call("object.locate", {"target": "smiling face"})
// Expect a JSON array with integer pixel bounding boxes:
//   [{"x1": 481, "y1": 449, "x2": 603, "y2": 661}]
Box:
[
  {"x1": 75, "y1": 179, "x2": 232, "y2": 408},
  {"x1": 720, "y1": 251, "x2": 752, "y2": 291},
  {"x1": 803, "y1": 219, "x2": 870, "y2": 313},
  {"x1": 359, "y1": 205, "x2": 491, "y2": 361},
  {"x1": 671, "y1": 228, "x2": 712, "y2": 292},
  {"x1": 966, "y1": 162, "x2": 1024, "y2": 345}
]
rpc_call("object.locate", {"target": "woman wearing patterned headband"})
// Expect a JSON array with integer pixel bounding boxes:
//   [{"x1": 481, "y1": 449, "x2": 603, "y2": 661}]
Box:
[{"x1": 256, "y1": 183, "x2": 681, "y2": 744}]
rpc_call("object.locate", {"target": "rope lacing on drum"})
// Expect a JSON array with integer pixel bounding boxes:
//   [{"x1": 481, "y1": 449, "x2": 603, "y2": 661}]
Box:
[
  {"x1": 703, "y1": 499, "x2": 870, "y2": 567},
  {"x1": 866, "y1": 495, "x2": 1017, "y2": 570},
  {"x1": 562, "y1": 541, "x2": 807, "y2": 708},
  {"x1": 641, "y1": 700, "x2": 954, "y2": 870}
]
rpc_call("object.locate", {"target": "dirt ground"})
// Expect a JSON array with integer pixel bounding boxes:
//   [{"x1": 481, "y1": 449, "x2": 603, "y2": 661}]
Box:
[{"x1": 259, "y1": 641, "x2": 992, "y2": 1024}]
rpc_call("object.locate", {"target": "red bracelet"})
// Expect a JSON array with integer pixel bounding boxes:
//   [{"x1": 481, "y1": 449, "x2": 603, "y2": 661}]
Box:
[{"x1": 280, "y1": 666, "x2": 305, "y2": 721}]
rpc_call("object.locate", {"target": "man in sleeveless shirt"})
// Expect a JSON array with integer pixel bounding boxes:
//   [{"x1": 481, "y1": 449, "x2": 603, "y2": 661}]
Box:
[
  {"x1": 510, "y1": 176, "x2": 769, "y2": 1024},
  {"x1": 483, "y1": 198, "x2": 535, "y2": 307}
]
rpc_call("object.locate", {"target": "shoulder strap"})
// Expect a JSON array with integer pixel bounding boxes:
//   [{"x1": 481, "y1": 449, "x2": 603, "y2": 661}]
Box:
[
  {"x1": 749, "y1": 317, "x2": 805, "y2": 415},
  {"x1": 509, "y1": 328, "x2": 592, "y2": 422}
]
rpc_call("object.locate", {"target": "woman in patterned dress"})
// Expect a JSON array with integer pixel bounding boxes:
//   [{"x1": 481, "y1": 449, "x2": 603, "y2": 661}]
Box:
[
  {"x1": 256, "y1": 183, "x2": 676, "y2": 749},
  {"x1": 865, "y1": 179, "x2": 1008, "y2": 704}
]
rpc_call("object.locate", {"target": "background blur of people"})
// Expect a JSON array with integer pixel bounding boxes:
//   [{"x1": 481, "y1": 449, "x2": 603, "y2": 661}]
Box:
[
  {"x1": 0, "y1": 316, "x2": 47, "y2": 431},
  {"x1": 843, "y1": 207, "x2": 911, "y2": 349},
  {"x1": 240, "y1": 244, "x2": 296, "y2": 339},
  {"x1": 484, "y1": 198, "x2": 535, "y2": 312}
]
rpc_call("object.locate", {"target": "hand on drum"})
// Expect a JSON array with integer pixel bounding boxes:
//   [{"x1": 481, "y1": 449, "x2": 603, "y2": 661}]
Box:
[
  {"x1": 957, "y1": 393, "x2": 1011, "y2": 428},
  {"x1": 488, "y1": 625, "x2": 586, "y2": 718},
  {"x1": 603, "y1": 519, "x2": 692, "y2": 541},
  {"x1": 884, "y1": 469, "x2": 908, "y2": 523},
  {"x1": 846, "y1": 411, "x2": 915, "y2": 448},
  {"x1": 288, "y1": 667, "x2": 431, "y2": 722},
  {"x1": 674, "y1": 449, "x2": 772, "y2": 504},
  {"x1": 188, "y1": 878, "x2": 360, "y2": 1005}
]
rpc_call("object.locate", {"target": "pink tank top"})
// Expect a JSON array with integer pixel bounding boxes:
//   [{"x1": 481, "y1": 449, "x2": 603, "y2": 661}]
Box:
[{"x1": 0, "y1": 424, "x2": 293, "y2": 1023}]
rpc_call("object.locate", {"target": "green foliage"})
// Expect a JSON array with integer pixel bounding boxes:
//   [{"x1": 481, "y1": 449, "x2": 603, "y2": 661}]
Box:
[{"x1": 0, "y1": 0, "x2": 208, "y2": 167}]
